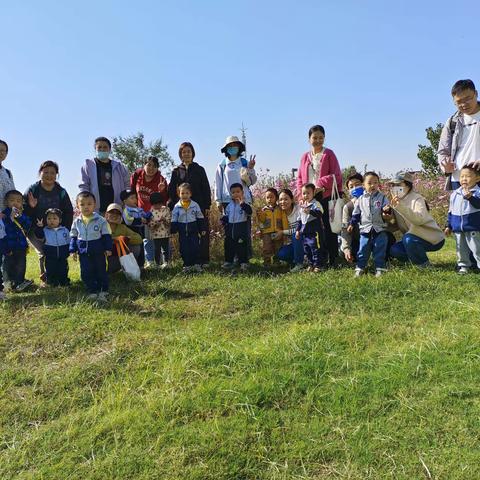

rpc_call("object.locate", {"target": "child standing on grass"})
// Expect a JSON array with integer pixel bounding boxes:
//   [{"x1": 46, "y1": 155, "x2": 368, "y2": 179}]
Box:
[
  {"x1": 34, "y1": 208, "x2": 70, "y2": 286},
  {"x1": 149, "y1": 192, "x2": 171, "y2": 268},
  {"x1": 348, "y1": 171, "x2": 389, "y2": 277},
  {"x1": 171, "y1": 183, "x2": 205, "y2": 273},
  {"x1": 0, "y1": 216, "x2": 8, "y2": 300},
  {"x1": 222, "y1": 183, "x2": 253, "y2": 271},
  {"x1": 445, "y1": 166, "x2": 480, "y2": 274},
  {"x1": 2, "y1": 190, "x2": 33, "y2": 291},
  {"x1": 256, "y1": 187, "x2": 287, "y2": 266},
  {"x1": 70, "y1": 192, "x2": 112, "y2": 302},
  {"x1": 295, "y1": 183, "x2": 327, "y2": 272}
]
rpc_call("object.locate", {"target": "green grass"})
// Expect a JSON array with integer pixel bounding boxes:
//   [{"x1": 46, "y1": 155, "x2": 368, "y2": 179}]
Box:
[{"x1": 1, "y1": 238, "x2": 479, "y2": 479}]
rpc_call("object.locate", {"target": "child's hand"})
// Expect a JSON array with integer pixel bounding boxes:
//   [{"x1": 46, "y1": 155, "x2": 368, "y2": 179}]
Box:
[
  {"x1": 295, "y1": 231, "x2": 300, "y2": 240},
  {"x1": 72, "y1": 253, "x2": 78, "y2": 261},
  {"x1": 347, "y1": 225, "x2": 354, "y2": 234},
  {"x1": 275, "y1": 230, "x2": 283, "y2": 240},
  {"x1": 105, "y1": 250, "x2": 112, "y2": 257},
  {"x1": 27, "y1": 192, "x2": 38, "y2": 208},
  {"x1": 201, "y1": 231, "x2": 206, "y2": 236},
  {"x1": 303, "y1": 206, "x2": 311, "y2": 215},
  {"x1": 344, "y1": 248, "x2": 354, "y2": 263},
  {"x1": 141, "y1": 218, "x2": 147, "y2": 224},
  {"x1": 36, "y1": 218, "x2": 44, "y2": 227},
  {"x1": 463, "y1": 187, "x2": 472, "y2": 198},
  {"x1": 444, "y1": 227, "x2": 452, "y2": 236}
]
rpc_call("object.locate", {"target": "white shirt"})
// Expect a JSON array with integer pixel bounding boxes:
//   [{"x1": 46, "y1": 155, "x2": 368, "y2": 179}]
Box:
[
  {"x1": 307, "y1": 149, "x2": 324, "y2": 183},
  {"x1": 452, "y1": 111, "x2": 480, "y2": 181}
]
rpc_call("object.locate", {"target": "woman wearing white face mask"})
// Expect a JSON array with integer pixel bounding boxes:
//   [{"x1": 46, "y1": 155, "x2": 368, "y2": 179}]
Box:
[{"x1": 386, "y1": 172, "x2": 445, "y2": 267}]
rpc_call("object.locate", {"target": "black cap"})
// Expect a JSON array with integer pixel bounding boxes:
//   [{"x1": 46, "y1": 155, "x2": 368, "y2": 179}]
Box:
[{"x1": 120, "y1": 189, "x2": 136, "y2": 202}]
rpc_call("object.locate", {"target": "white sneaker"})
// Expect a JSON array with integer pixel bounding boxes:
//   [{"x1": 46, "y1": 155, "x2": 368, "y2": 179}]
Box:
[
  {"x1": 86, "y1": 293, "x2": 98, "y2": 301},
  {"x1": 144, "y1": 261, "x2": 155, "y2": 270},
  {"x1": 375, "y1": 269, "x2": 387, "y2": 277},
  {"x1": 240, "y1": 263, "x2": 249, "y2": 272},
  {"x1": 354, "y1": 268, "x2": 364, "y2": 278},
  {"x1": 290, "y1": 264, "x2": 305, "y2": 273},
  {"x1": 458, "y1": 267, "x2": 469, "y2": 275},
  {"x1": 160, "y1": 262, "x2": 169, "y2": 270},
  {"x1": 222, "y1": 262, "x2": 234, "y2": 270},
  {"x1": 97, "y1": 292, "x2": 109, "y2": 302},
  {"x1": 0, "y1": 291, "x2": 6, "y2": 301},
  {"x1": 15, "y1": 279, "x2": 34, "y2": 292}
]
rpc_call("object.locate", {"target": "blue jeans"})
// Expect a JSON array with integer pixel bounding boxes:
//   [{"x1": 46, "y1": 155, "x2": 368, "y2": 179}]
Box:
[
  {"x1": 390, "y1": 233, "x2": 444, "y2": 265},
  {"x1": 357, "y1": 231, "x2": 388, "y2": 270},
  {"x1": 143, "y1": 238, "x2": 155, "y2": 263},
  {"x1": 277, "y1": 234, "x2": 304, "y2": 265}
]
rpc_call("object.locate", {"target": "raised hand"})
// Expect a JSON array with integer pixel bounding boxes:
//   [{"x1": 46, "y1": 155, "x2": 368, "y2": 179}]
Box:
[
  {"x1": 248, "y1": 154, "x2": 256, "y2": 169},
  {"x1": 36, "y1": 218, "x2": 44, "y2": 227},
  {"x1": 28, "y1": 192, "x2": 38, "y2": 209}
]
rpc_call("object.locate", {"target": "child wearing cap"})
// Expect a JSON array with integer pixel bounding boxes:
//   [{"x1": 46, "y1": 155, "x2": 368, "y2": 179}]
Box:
[
  {"x1": 34, "y1": 208, "x2": 70, "y2": 286},
  {"x1": 120, "y1": 189, "x2": 152, "y2": 234},
  {"x1": 149, "y1": 192, "x2": 171, "y2": 268}
]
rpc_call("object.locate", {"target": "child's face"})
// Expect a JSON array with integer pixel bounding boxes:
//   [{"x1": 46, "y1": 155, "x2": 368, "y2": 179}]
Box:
[
  {"x1": 347, "y1": 178, "x2": 362, "y2": 190},
  {"x1": 124, "y1": 194, "x2": 138, "y2": 208},
  {"x1": 77, "y1": 196, "x2": 96, "y2": 216},
  {"x1": 46, "y1": 214, "x2": 61, "y2": 228},
  {"x1": 179, "y1": 188, "x2": 191, "y2": 201},
  {"x1": 265, "y1": 191, "x2": 277, "y2": 207},
  {"x1": 460, "y1": 168, "x2": 480, "y2": 189},
  {"x1": 230, "y1": 187, "x2": 243, "y2": 201},
  {"x1": 7, "y1": 194, "x2": 23, "y2": 212},
  {"x1": 302, "y1": 187, "x2": 314, "y2": 203},
  {"x1": 364, "y1": 175, "x2": 379, "y2": 193},
  {"x1": 105, "y1": 210, "x2": 122, "y2": 224}
]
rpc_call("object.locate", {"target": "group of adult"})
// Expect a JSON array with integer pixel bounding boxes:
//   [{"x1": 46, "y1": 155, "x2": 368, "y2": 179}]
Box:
[{"x1": 0, "y1": 78, "x2": 478, "y2": 277}]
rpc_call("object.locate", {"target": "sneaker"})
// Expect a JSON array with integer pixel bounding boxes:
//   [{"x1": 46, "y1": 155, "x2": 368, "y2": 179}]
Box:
[
  {"x1": 222, "y1": 262, "x2": 234, "y2": 270},
  {"x1": 182, "y1": 266, "x2": 192, "y2": 274},
  {"x1": 97, "y1": 292, "x2": 109, "y2": 302},
  {"x1": 240, "y1": 263, "x2": 249, "y2": 272},
  {"x1": 313, "y1": 267, "x2": 325, "y2": 273},
  {"x1": 306, "y1": 266, "x2": 314, "y2": 272},
  {"x1": 15, "y1": 280, "x2": 34, "y2": 292},
  {"x1": 144, "y1": 261, "x2": 155, "y2": 270},
  {"x1": 458, "y1": 267, "x2": 469, "y2": 275},
  {"x1": 375, "y1": 269, "x2": 387, "y2": 277},
  {"x1": 290, "y1": 264, "x2": 305, "y2": 273},
  {"x1": 0, "y1": 291, "x2": 6, "y2": 301},
  {"x1": 354, "y1": 268, "x2": 364, "y2": 278},
  {"x1": 201, "y1": 263, "x2": 210, "y2": 269},
  {"x1": 193, "y1": 264, "x2": 203, "y2": 273},
  {"x1": 160, "y1": 262, "x2": 169, "y2": 270},
  {"x1": 86, "y1": 293, "x2": 98, "y2": 301}
]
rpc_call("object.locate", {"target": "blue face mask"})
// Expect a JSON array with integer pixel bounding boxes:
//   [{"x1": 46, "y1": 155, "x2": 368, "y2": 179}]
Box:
[
  {"x1": 349, "y1": 186, "x2": 364, "y2": 198},
  {"x1": 96, "y1": 151, "x2": 110, "y2": 160},
  {"x1": 226, "y1": 146, "x2": 239, "y2": 157}
]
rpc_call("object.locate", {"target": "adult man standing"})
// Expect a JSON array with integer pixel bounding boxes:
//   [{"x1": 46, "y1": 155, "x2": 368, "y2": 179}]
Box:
[
  {"x1": 438, "y1": 79, "x2": 480, "y2": 189},
  {"x1": 79, "y1": 137, "x2": 130, "y2": 214}
]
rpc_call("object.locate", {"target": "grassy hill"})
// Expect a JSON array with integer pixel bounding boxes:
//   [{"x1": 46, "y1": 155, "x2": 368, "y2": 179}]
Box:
[{"x1": 1, "y1": 239, "x2": 479, "y2": 479}]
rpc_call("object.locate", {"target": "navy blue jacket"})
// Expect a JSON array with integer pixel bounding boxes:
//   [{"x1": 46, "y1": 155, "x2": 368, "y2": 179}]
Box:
[{"x1": 2, "y1": 208, "x2": 32, "y2": 252}]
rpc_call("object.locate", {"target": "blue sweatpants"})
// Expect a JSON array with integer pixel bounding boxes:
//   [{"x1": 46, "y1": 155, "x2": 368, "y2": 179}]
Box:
[
  {"x1": 179, "y1": 233, "x2": 200, "y2": 267},
  {"x1": 79, "y1": 252, "x2": 109, "y2": 294},
  {"x1": 303, "y1": 232, "x2": 327, "y2": 268}
]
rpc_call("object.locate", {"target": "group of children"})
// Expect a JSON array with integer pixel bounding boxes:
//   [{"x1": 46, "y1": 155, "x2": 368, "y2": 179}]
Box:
[{"x1": 1, "y1": 165, "x2": 480, "y2": 302}]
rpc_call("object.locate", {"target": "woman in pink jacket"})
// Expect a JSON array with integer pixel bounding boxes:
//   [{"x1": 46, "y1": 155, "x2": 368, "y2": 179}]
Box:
[{"x1": 296, "y1": 125, "x2": 343, "y2": 267}]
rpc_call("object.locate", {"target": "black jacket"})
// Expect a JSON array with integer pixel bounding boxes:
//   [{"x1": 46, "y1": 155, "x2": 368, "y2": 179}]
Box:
[{"x1": 167, "y1": 162, "x2": 211, "y2": 212}]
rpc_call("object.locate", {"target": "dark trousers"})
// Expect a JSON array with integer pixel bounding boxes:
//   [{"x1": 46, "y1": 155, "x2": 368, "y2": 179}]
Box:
[
  {"x1": 303, "y1": 231, "x2": 327, "y2": 268},
  {"x1": 3, "y1": 249, "x2": 27, "y2": 287},
  {"x1": 179, "y1": 233, "x2": 200, "y2": 267},
  {"x1": 0, "y1": 255, "x2": 3, "y2": 291},
  {"x1": 199, "y1": 214, "x2": 210, "y2": 264},
  {"x1": 225, "y1": 235, "x2": 249, "y2": 264},
  {"x1": 154, "y1": 238, "x2": 170, "y2": 265},
  {"x1": 319, "y1": 196, "x2": 339, "y2": 266},
  {"x1": 79, "y1": 252, "x2": 109, "y2": 294},
  {"x1": 45, "y1": 255, "x2": 70, "y2": 286}
]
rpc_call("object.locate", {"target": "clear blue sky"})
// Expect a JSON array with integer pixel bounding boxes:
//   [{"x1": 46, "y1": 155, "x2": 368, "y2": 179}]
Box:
[{"x1": 2, "y1": 0, "x2": 479, "y2": 195}]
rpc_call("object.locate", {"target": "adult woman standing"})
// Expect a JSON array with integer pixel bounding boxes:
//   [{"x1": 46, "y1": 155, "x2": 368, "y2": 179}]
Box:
[
  {"x1": 24, "y1": 161, "x2": 74, "y2": 282},
  {"x1": 296, "y1": 125, "x2": 343, "y2": 268},
  {"x1": 130, "y1": 156, "x2": 168, "y2": 266},
  {"x1": 0, "y1": 140, "x2": 16, "y2": 211},
  {"x1": 387, "y1": 172, "x2": 445, "y2": 266},
  {"x1": 168, "y1": 142, "x2": 211, "y2": 265}
]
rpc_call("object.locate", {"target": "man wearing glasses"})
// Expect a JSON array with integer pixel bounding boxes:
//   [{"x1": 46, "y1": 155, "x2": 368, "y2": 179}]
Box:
[{"x1": 438, "y1": 79, "x2": 480, "y2": 189}]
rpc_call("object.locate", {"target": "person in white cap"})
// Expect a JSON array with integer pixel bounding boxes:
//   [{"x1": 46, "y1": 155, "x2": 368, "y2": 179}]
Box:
[{"x1": 214, "y1": 136, "x2": 257, "y2": 213}]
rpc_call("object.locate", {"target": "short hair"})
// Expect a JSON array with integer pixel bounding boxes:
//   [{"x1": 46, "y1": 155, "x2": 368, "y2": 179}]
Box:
[
  {"x1": 178, "y1": 182, "x2": 192, "y2": 193},
  {"x1": 451, "y1": 79, "x2": 476, "y2": 96},
  {"x1": 302, "y1": 183, "x2": 316, "y2": 192},
  {"x1": 0, "y1": 139, "x2": 8, "y2": 154},
  {"x1": 178, "y1": 142, "x2": 196, "y2": 160},
  {"x1": 4, "y1": 190, "x2": 22, "y2": 201},
  {"x1": 278, "y1": 188, "x2": 294, "y2": 201},
  {"x1": 346, "y1": 172, "x2": 364, "y2": 186},
  {"x1": 76, "y1": 191, "x2": 96, "y2": 202},
  {"x1": 230, "y1": 182, "x2": 243, "y2": 192},
  {"x1": 308, "y1": 125, "x2": 325, "y2": 137},
  {"x1": 460, "y1": 165, "x2": 480, "y2": 174},
  {"x1": 94, "y1": 136, "x2": 112, "y2": 149},
  {"x1": 150, "y1": 192, "x2": 165, "y2": 205},
  {"x1": 45, "y1": 208, "x2": 62, "y2": 219},
  {"x1": 120, "y1": 189, "x2": 137, "y2": 202},
  {"x1": 266, "y1": 187, "x2": 279, "y2": 199},
  {"x1": 145, "y1": 156, "x2": 159, "y2": 168},
  {"x1": 364, "y1": 171, "x2": 380, "y2": 181},
  {"x1": 38, "y1": 160, "x2": 59, "y2": 175}
]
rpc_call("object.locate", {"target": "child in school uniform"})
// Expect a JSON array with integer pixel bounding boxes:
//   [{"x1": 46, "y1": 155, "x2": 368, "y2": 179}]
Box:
[
  {"x1": 2, "y1": 190, "x2": 33, "y2": 291},
  {"x1": 149, "y1": 192, "x2": 171, "y2": 268},
  {"x1": 34, "y1": 208, "x2": 70, "y2": 286},
  {"x1": 0, "y1": 216, "x2": 7, "y2": 300},
  {"x1": 70, "y1": 192, "x2": 112, "y2": 301},
  {"x1": 170, "y1": 183, "x2": 206, "y2": 273}
]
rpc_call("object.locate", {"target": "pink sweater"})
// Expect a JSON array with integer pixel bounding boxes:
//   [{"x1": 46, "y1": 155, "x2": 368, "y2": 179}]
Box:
[{"x1": 296, "y1": 148, "x2": 343, "y2": 200}]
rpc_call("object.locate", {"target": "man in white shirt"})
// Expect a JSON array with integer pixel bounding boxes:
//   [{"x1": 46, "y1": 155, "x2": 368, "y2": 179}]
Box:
[{"x1": 438, "y1": 79, "x2": 480, "y2": 189}]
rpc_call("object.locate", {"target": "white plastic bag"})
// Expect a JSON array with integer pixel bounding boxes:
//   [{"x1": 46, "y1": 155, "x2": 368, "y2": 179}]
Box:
[
  {"x1": 328, "y1": 175, "x2": 345, "y2": 234},
  {"x1": 116, "y1": 237, "x2": 141, "y2": 282}
]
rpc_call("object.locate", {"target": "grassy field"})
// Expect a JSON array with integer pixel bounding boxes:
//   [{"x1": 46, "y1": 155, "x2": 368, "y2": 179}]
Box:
[{"x1": 1, "y1": 238, "x2": 479, "y2": 479}]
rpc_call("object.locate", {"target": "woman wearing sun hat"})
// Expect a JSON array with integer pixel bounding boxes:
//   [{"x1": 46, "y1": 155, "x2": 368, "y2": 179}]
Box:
[{"x1": 386, "y1": 171, "x2": 445, "y2": 266}]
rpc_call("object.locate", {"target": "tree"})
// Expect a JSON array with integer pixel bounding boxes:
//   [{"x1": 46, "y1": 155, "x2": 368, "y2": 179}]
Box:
[
  {"x1": 417, "y1": 123, "x2": 443, "y2": 177},
  {"x1": 342, "y1": 165, "x2": 358, "y2": 183},
  {"x1": 112, "y1": 132, "x2": 174, "y2": 174}
]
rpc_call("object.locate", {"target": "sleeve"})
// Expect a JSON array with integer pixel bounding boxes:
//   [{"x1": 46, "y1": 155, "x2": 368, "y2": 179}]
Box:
[
  {"x1": 240, "y1": 202, "x2": 253, "y2": 215},
  {"x1": 350, "y1": 201, "x2": 361, "y2": 225},
  {"x1": 214, "y1": 165, "x2": 223, "y2": 204},
  {"x1": 122, "y1": 164, "x2": 130, "y2": 190},
  {"x1": 61, "y1": 189, "x2": 74, "y2": 230},
  {"x1": 467, "y1": 191, "x2": 480, "y2": 209},
  {"x1": 340, "y1": 203, "x2": 353, "y2": 251},
  {"x1": 79, "y1": 162, "x2": 91, "y2": 193},
  {"x1": 167, "y1": 169, "x2": 178, "y2": 210},
  {"x1": 394, "y1": 198, "x2": 431, "y2": 226},
  {"x1": 200, "y1": 167, "x2": 212, "y2": 210},
  {"x1": 34, "y1": 226, "x2": 46, "y2": 240},
  {"x1": 195, "y1": 204, "x2": 205, "y2": 231},
  {"x1": 19, "y1": 213, "x2": 32, "y2": 231},
  {"x1": 69, "y1": 221, "x2": 78, "y2": 253},
  {"x1": 437, "y1": 120, "x2": 453, "y2": 173},
  {"x1": 101, "y1": 220, "x2": 113, "y2": 251},
  {"x1": 318, "y1": 151, "x2": 342, "y2": 192},
  {"x1": 248, "y1": 167, "x2": 257, "y2": 186},
  {"x1": 170, "y1": 207, "x2": 179, "y2": 234}
]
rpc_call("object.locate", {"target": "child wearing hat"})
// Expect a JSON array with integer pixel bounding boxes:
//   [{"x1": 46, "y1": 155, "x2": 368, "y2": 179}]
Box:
[
  {"x1": 34, "y1": 208, "x2": 70, "y2": 286},
  {"x1": 148, "y1": 192, "x2": 171, "y2": 268}
]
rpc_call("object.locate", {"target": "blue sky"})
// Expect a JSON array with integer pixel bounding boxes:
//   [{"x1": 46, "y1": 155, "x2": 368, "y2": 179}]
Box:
[{"x1": 2, "y1": 0, "x2": 479, "y2": 195}]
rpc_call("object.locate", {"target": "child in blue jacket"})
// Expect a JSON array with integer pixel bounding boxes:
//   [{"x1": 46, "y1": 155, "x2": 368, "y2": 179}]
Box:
[
  {"x1": 0, "y1": 217, "x2": 7, "y2": 300},
  {"x1": 35, "y1": 208, "x2": 70, "y2": 286},
  {"x1": 221, "y1": 183, "x2": 252, "y2": 271},
  {"x1": 445, "y1": 166, "x2": 480, "y2": 274},
  {"x1": 2, "y1": 190, "x2": 33, "y2": 291},
  {"x1": 170, "y1": 183, "x2": 205, "y2": 273},
  {"x1": 70, "y1": 192, "x2": 113, "y2": 301}
]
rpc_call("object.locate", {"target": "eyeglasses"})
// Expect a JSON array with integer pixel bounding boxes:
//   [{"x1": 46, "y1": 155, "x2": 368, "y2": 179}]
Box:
[{"x1": 454, "y1": 93, "x2": 477, "y2": 107}]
